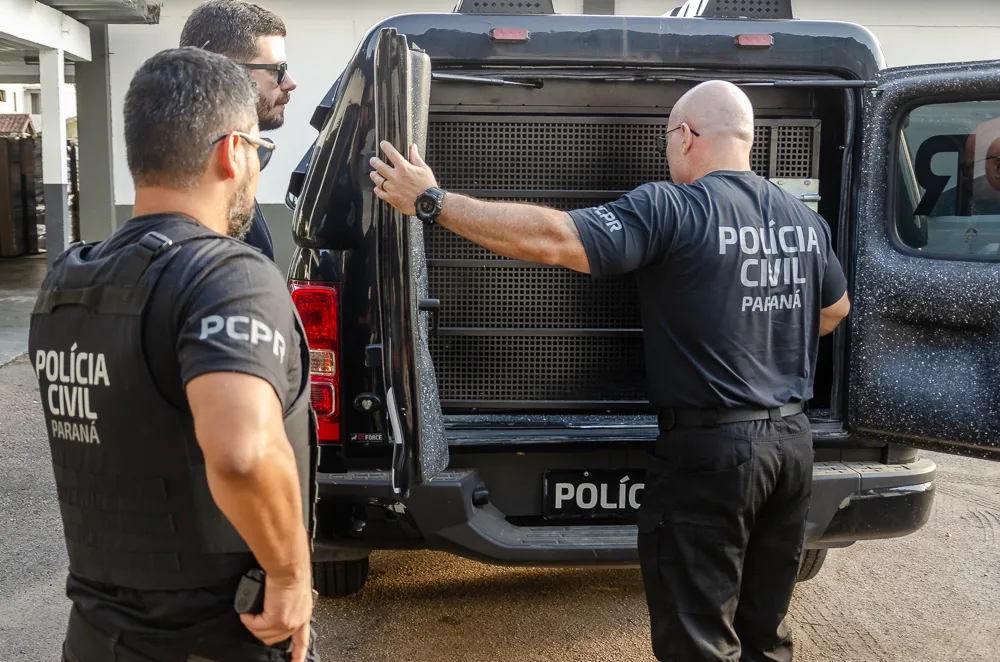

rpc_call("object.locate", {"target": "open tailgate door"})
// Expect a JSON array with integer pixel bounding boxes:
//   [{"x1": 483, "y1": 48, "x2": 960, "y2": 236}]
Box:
[{"x1": 373, "y1": 29, "x2": 449, "y2": 495}]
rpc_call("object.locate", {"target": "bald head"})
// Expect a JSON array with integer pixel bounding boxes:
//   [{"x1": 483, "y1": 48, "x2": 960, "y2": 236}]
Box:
[
  {"x1": 671, "y1": 80, "x2": 755, "y2": 144},
  {"x1": 665, "y1": 81, "x2": 756, "y2": 184}
]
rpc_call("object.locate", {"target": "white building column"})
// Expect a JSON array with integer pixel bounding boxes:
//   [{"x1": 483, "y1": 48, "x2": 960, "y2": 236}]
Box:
[{"x1": 40, "y1": 47, "x2": 70, "y2": 268}]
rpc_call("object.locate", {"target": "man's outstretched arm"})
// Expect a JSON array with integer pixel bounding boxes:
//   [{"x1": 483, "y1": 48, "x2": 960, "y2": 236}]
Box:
[{"x1": 370, "y1": 141, "x2": 591, "y2": 273}]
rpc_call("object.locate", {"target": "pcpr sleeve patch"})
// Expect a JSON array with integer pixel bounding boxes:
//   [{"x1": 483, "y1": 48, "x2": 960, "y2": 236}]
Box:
[
  {"x1": 568, "y1": 183, "x2": 678, "y2": 279},
  {"x1": 175, "y1": 251, "x2": 296, "y2": 408}
]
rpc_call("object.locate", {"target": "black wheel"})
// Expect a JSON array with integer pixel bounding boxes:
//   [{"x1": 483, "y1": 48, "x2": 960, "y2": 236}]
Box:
[
  {"x1": 796, "y1": 549, "x2": 827, "y2": 583},
  {"x1": 313, "y1": 556, "x2": 371, "y2": 598}
]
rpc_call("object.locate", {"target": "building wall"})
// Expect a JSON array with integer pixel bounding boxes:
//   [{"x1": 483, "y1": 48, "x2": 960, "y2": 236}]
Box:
[
  {"x1": 108, "y1": 0, "x2": 586, "y2": 208},
  {"x1": 0, "y1": 84, "x2": 23, "y2": 114},
  {"x1": 105, "y1": 0, "x2": 999, "y2": 270},
  {"x1": 0, "y1": 81, "x2": 78, "y2": 144},
  {"x1": 0, "y1": 82, "x2": 77, "y2": 123}
]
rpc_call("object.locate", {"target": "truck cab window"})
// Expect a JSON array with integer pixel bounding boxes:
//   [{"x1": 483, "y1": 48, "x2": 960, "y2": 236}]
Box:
[{"x1": 896, "y1": 100, "x2": 1000, "y2": 257}]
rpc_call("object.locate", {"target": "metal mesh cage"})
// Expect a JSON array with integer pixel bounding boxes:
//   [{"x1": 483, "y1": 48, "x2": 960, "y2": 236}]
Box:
[
  {"x1": 454, "y1": 0, "x2": 555, "y2": 13},
  {"x1": 427, "y1": 264, "x2": 642, "y2": 329},
  {"x1": 773, "y1": 125, "x2": 817, "y2": 178},
  {"x1": 427, "y1": 118, "x2": 670, "y2": 191},
  {"x1": 422, "y1": 114, "x2": 820, "y2": 407},
  {"x1": 428, "y1": 335, "x2": 648, "y2": 403},
  {"x1": 699, "y1": 0, "x2": 793, "y2": 19}
]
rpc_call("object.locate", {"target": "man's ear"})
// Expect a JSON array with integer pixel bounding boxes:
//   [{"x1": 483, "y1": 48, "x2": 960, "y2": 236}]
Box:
[
  {"x1": 214, "y1": 133, "x2": 240, "y2": 181},
  {"x1": 682, "y1": 125, "x2": 696, "y2": 155}
]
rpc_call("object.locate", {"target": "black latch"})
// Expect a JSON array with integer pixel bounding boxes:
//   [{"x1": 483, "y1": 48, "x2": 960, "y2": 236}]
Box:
[
  {"x1": 419, "y1": 298, "x2": 441, "y2": 334},
  {"x1": 365, "y1": 344, "x2": 382, "y2": 368}
]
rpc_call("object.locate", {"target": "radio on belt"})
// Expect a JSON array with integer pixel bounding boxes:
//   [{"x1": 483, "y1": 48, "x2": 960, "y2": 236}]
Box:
[
  {"x1": 234, "y1": 568, "x2": 321, "y2": 615},
  {"x1": 234, "y1": 568, "x2": 266, "y2": 614}
]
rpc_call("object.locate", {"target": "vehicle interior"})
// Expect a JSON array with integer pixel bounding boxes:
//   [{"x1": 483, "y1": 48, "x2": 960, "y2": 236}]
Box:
[{"x1": 417, "y1": 72, "x2": 852, "y2": 434}]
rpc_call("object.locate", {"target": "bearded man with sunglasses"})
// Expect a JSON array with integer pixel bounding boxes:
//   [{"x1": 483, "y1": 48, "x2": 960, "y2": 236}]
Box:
[
  {"x1": 29, "y1": 48, "x2": 317, "y2": 662},
  {"x1": 181, "y1": 0, "x2": 298, "y2": 263}
]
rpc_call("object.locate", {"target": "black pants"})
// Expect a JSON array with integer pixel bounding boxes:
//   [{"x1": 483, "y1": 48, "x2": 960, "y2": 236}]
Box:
[
  {"x1": 62, "y1": 606, "x2": 320, "y2": 662},
  {"x1": 637, "y1": 412, "x2": 813, "y2": 662}
]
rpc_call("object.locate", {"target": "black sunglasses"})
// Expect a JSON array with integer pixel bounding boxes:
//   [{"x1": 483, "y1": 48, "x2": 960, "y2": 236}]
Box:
[
  {"x1": 211, "y1": 131, "x2": 275, "y2": 170},
  {"x1": 655, "y1": 123, "x2": 701, "y2": 157},
  {"x1": 665, "y1": 123, "x2": 701, "y2": 139},
  {"x1": 242, "y1": 61, "x2": 288, "y2": 86}
]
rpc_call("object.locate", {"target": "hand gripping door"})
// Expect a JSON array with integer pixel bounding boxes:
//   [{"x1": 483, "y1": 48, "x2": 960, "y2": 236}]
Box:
[
  {"x1": 852, "y1": 59, "x2": 1000, "y2": 461},
  {"x1": 374, "y1": 28, "x2": 448, "y2": 496}
]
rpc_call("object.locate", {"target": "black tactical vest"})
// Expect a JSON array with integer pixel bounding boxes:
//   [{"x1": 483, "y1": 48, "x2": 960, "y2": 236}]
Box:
[{"x1": 28, "y1": 223, "x2": 316, "y2": 591}]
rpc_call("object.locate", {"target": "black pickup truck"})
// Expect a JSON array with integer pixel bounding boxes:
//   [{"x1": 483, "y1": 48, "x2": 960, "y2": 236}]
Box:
[{"x1": 284, "y1": 0, "x2": 1000, "y2": 597}]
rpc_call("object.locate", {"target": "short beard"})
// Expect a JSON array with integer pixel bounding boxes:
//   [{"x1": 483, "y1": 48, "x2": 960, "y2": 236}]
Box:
[
  {"x1": 226, "y1": 173, "x2": 255, "y2": 240},
  {"x1": 257, "y1": 91, "x2": 289, "y2": 132}
]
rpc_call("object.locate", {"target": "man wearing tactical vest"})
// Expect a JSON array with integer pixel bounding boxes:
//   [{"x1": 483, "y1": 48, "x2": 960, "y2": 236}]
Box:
[{"x1": 28, "y1": 47, "x2": 318, "y2": 662}]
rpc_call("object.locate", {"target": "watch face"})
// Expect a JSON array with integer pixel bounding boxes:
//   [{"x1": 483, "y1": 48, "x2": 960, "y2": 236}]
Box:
[{"x1": 417, "y1": 197, "x2": 435, "y2": 215}]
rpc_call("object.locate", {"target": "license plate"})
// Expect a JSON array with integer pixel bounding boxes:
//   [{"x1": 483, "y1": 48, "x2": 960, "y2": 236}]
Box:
[{"x1": 542, "y1": 470, "x2": 646, "y2": 517}]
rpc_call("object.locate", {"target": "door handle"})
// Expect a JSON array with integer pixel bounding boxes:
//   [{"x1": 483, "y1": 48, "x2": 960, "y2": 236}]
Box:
[{"x1": 418, "y1": 298, "x2": 441, "y2": 334}]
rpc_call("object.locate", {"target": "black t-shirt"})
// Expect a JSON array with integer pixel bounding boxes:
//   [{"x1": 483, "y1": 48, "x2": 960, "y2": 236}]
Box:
[
  {"x1": 569, "y1": 171, "x2": 847, "y2": 409},
  {"x1": 66, "y1": 213, "x2": 302, "y2": 636}
]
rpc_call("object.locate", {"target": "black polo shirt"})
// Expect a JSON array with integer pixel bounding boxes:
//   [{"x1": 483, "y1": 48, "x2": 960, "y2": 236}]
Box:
[{"x1": 569, "y1": 170, "x2": 847, "y2": 409}]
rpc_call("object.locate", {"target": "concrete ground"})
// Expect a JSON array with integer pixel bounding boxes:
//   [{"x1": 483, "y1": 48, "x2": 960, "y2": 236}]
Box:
[
  {"x1": 0, "y1": 256, "x2": 45, "y2": 366},
  {"x1": 1, "y1": 354, "x2": 999, "y2": 661}
]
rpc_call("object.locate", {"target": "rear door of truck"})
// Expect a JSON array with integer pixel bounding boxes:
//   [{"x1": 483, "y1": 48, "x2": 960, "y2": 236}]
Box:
[
  {"x1": 373, "y1": 28, "x2": 448, "y2": 496},
  {"x1": 852, "y1": 58, "x2": 1000, "y2": 461}
]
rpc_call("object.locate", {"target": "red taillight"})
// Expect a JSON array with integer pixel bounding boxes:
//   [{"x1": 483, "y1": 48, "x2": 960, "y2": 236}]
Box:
[
  {"x1": 310, "y1": 381, "x2": 335, "y2": 416},
  {"x1": 290, "y1": 287, "x2": 337, "y2": 349},
  {"x1": 490, "y1": 27, "x2": 530, "y2": 43},
  {"x1": 735, "y1": 34, "x2": 774, "y2": 49},
  {"x1": 290, "y1": 281, "x2": 340, "y2": 444}
]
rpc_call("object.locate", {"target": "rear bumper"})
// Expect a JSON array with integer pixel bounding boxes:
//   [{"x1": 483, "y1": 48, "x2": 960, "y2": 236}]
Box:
[{"x1": 315, "y1": 458, "x2": 936, "y2": 565}]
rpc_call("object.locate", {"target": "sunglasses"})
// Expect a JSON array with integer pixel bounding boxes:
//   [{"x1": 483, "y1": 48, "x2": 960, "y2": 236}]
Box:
[
  {"x1": 665, "y1": 123, "x2": 701, "y2": 139},
  {"x1": 242, "y1": 61, "x2": 288, "y2": 86},
  {"x1": 211, "y1": 131, "x2": 275, "y2": 170},
  {"x1": 654, "y1": 123, "x2": 701, "y2": 157}
]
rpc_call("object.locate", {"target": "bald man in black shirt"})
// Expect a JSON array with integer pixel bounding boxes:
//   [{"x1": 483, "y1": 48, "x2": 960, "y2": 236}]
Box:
[{"x1": 371, "y1": 80, "x2": 850, "y2": 661}]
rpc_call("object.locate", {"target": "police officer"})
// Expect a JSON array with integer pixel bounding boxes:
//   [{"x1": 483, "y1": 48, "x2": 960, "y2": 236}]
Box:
[
  {"x1": 29, "y1": 47, "x2": 317, "y2": 662},
  {"x1": 180, "y1": 0, "x2": 299, "y2": 263},
  {"x1": 370, "y1": 80, "x2": 851, "y2": 661}
]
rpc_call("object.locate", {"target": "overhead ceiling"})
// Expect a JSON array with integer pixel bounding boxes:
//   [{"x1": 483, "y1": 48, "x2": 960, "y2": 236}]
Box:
[
  {"x1": 37, "y1": 0, "x2": 160, "y2": 25},
  {"x1": 0, "y1": 0, "x2": 157, "y2": 82}
]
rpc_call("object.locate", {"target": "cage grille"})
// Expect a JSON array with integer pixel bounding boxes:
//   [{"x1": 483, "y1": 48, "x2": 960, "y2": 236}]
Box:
[
  {"x1": 455, "y1": 0, "x2": 554, "y2": 13},
  {"x1": 428, "y1": 265, "x2": 641, "y2": 329},
  {"x1": 422, "y1": 115, "x2": 820, "y2": 406},
  {"x1": 427, "y1": 119, "x2": 670, "y2": 190},
  {"x1": 700, "y1": 0, "x2": 793, "y2": 18},
  {"x1": 750, "y1": 125, "x2": 770, "y2": 176},
  {"x1": 425, "y1": 118, "x2": 794, "y2": 192},
  {"x1": 774, "y1": 125, "x2": 815, "y2": 178},
  {"x1": 428, "y1": 335, "x2": 648, "y2": 402}
]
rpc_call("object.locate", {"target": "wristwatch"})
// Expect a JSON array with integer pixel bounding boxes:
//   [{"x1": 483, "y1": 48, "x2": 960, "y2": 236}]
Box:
[{"x1": 414, "y1": 187, "x2": 447, "y2": 224}]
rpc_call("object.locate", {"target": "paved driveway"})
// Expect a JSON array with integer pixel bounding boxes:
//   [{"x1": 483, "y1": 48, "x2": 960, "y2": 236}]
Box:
[{"x1": 2, "y1": 355, "x2": 998, "y2": 661}]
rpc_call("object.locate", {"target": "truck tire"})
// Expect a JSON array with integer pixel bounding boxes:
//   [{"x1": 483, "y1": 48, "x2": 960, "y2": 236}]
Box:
[
  {"x1": 796, "y1": 549, "x2": 827, "y2": 582},
  {"x1": 313, "y1": 557, "x2": 370, "y2": 598}
]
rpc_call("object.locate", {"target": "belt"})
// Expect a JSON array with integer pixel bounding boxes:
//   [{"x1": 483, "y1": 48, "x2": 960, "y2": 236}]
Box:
[{"x1": 658, "y1": 402, "x2": 804, "y2": 430}]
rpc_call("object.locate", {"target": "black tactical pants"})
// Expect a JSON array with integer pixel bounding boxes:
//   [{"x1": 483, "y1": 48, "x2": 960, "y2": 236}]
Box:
[
  {"x1": 637, "y1": 411, "x2": 813, "y2": 662},
  {"x1": 62, "y1": 606, "x2": 320, "y2": 662}
]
